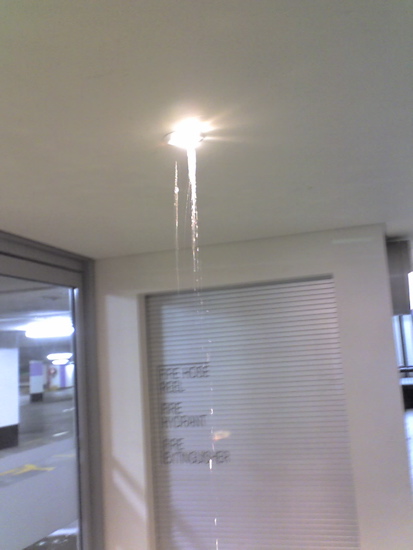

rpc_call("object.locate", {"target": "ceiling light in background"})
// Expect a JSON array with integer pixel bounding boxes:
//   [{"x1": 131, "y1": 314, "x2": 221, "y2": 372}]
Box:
[
  {"x1": 52, "y1": 359, "x2": 69, "y2": 366},
  {"x1": 23, "y1": 317, "x2": 74, "y2": 339},
  {"x1": 47, "y1": 352, "x2": 73, "y2": 361}
]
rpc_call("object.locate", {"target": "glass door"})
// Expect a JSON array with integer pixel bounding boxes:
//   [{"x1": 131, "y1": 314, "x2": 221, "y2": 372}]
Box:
[{"x1": 0, "y1": 276, "x2": 80, "y2": 549}]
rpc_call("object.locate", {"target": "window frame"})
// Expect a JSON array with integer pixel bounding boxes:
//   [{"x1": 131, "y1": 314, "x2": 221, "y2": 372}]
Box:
[{"x1": 0, "y1": 229, "x2": 103, "y2": 550}]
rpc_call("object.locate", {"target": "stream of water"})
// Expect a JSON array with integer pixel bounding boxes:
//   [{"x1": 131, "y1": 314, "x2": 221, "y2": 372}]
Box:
[
  {"x1": 187, "y1": 146, "x2": 201, "y2": 288},
  {"x1": 173, "y1": 143, "x2": 220, "y2": 549}
]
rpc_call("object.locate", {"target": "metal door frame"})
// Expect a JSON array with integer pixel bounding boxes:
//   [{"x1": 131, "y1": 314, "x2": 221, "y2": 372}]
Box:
[{"x1": 0, "y1": 229, "x2": 103, "y2": 550}]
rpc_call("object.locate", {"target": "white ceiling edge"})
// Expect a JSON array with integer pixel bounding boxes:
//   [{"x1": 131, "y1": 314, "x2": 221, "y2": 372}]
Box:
[{"x1": 0, "y1": 1, "x2": 411, "y2": 259}]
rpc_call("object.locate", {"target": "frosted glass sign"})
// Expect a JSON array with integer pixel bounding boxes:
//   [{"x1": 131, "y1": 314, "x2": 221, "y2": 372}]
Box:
[
  {"x1": 146, "y1": 278, "x2": 360, "y2": 550},
  {"x1": 159, "y1": 362, "x2": 230, "y2": 467}
]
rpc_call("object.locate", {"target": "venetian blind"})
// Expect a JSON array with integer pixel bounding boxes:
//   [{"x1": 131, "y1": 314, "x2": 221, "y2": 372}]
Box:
[{"x1": 146, "y1": 277, "x2": 360, "y2": 550}]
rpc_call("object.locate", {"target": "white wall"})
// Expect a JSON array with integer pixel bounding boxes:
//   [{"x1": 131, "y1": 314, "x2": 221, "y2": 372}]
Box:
[
  {"x1": 0, "y1": 348, "x2": 19, "y2": 428},
  {"x1": 96, "y1": 225, "x2": 413, "y2": 550}
]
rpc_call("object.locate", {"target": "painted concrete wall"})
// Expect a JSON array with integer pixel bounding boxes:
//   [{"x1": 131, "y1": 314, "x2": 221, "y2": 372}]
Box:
[
  {"x1": 96, "y1": 225, "x2": 413, "y2": 550},
  {"x1": 0, "y1": 348, "x2": 19, "y2": 428}
]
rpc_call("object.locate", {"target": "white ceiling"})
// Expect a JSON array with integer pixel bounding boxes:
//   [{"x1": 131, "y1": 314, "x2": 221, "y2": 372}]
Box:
[
  {"x1": 0, "y1": 277, "x2": 71, "y2": 332},
  {"x1": 0, "y1": 1, "x2": 411, "y2": 259}
]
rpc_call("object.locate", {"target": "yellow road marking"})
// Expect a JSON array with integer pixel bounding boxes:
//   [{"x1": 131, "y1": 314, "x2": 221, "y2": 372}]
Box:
[{"x1": 0, "y1": 464, "x2": 55, "y2": 476}]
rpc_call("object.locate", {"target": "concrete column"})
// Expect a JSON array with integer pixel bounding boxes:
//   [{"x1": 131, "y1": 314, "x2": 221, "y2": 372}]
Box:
[{"x1": 30, "y1": 360, "x2": 45, "y2": 402}]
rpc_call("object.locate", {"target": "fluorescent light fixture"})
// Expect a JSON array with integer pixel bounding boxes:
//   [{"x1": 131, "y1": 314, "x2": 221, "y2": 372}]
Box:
[
  {"x1": 24, "y1": 317, "x2": 74, "y2": 339},
  {"x1": 47, "y1": 352, "x2": 73, "y2": 361},
  {"x1": 167, "y1": 117, "x2": 209, "y2": 149},
  {"x1": 52, "y1": 359, "x2": 69, "y2": 366}
]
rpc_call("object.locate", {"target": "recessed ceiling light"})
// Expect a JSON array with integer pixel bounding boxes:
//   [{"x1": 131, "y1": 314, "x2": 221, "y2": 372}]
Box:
[
  {"x1": 47, "y1": 352, "x2": 73, "y2": 361},
  {"x1": 166, "y1": 118, "x2": 209, "y2": 149},
  {"x1": 52, "y1": 359, "x2": 69, "y2": 365},
  {"x1": 23, "y1": 317, "x2": 74, "y2": 339}
]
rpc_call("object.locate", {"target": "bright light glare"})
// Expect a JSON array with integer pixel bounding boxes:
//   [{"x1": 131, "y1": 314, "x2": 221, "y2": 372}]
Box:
[
  {"x1": 47, "y1": 352, "x2": 73, "y2": 361},
  {"x1": 24, "y1": 317, "x2": 74, "y2": 339},
  {"x1": 212, "y1": 430, "x2": 231, "y2": 442},
  {"x1": 167, "y1": 118, "x2": 208, "y2": 149},
  {"x1": 409, "y1": 272, "x2": 413, "y2": 310},
  {"x1": 66, "y1": 363, "x2": 75, "y2": 378},
  {"x1": 52, "y1": 359, "x2": 69, "y2": 366}
]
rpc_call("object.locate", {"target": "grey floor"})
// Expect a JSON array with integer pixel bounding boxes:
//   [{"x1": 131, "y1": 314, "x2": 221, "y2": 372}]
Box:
[
  {"x1": 23, "y1": 522, "x2": 79, "y2": 550},
  {"x1": 0, "y1": 389, "x2": 76, "y2": 462},
  {"x1": 0, "y1": 389, "x2": 79, "y2": 550}
]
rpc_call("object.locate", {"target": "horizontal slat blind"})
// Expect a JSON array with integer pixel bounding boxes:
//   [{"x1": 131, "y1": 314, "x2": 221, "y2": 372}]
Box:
[{"x1": 146, "y1": 278, "x2": 360, "y2": 550}]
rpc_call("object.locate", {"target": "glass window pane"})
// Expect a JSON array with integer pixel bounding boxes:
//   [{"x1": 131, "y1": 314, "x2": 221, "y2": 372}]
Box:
[
  {"x1": 392, "y1": 316, "x2": 404, "y2": 367},
  {"x1": 0, "y1": 275, "x2": 80, "y2": 550},
  {"x1": 402, "y1": 314, "x2": 413, "y2": 366}
]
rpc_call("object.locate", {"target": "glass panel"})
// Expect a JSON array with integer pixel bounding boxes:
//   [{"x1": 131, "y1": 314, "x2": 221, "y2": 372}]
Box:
[
  {"x1": 0, "y1": 275, "x2": 80, "y2": 550},
  {"x1": 402, "y1": 315, "x2": 413, "y2": 366},
  {"x1": 393, "y1": 313, "x2": 413, "y2": 488},
  {"x1": 405, "y1": 411, "x2": 413, "y2": 489},
  {"x1": 392, "y1": 316, "x2": 404, "y2": 367}
]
